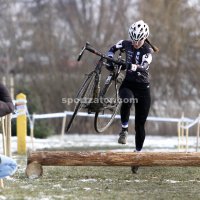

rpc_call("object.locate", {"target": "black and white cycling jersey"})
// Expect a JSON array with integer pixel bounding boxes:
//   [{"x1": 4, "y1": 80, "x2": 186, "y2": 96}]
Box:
[{"x1": 107, "y1": 40, "x2": 153, "y2": 84}]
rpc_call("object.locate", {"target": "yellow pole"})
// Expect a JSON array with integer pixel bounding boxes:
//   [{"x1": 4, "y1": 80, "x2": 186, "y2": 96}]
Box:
[{"x1": 16, "y1": 93, "x2": 27, "y2": 154}]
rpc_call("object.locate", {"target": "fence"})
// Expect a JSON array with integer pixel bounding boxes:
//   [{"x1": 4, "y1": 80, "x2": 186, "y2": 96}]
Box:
[{"x1": 23, "y1": 110, "x2": 200, "y2": 152}]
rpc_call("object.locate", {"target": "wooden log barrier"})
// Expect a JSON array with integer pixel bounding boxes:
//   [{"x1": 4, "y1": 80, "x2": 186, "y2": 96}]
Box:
[{"x1": 26, "y1": 151, "x2": 200, "y2": 178}]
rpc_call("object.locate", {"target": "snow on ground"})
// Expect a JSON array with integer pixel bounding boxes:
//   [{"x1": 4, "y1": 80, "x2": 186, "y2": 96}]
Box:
[{"x1": 0, "y1": 134, "x2": 198, "y2": 153}]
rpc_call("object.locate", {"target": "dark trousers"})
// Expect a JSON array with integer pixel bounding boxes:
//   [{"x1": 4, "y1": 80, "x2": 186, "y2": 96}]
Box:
[
  {"x1": 0, "y1": 83, "x2": 14, "y2": 117},
  {"x1": 119, "y1": 81, "x2": 151, "y2": 151}
]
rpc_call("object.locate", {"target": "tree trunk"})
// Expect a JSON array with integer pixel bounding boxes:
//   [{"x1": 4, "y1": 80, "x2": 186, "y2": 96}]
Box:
[{"x1": 27, "y1": 151, "x2": 200, "y2": 167}]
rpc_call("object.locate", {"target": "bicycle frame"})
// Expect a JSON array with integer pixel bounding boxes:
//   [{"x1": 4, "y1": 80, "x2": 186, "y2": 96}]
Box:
[
  {"x1": 66, "y1": 42, "x2": 126, "y2": 133},
  {"x1": 78, "y1": 42, "x2": 125, "y2": 114}
]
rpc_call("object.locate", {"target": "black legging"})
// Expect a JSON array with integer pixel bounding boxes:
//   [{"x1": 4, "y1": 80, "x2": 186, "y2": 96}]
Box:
[
  {"x1": 119, "y1": 81, "x2": 151, "y2": 151},
  {"x1": 0, "y1": 83, "x2": 14, "y2": 117}
]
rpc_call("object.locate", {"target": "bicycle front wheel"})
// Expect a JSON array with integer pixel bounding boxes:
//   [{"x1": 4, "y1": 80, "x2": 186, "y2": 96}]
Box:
[{"x1": 66, "y1": 72, "x2": 96, "y2": 132}]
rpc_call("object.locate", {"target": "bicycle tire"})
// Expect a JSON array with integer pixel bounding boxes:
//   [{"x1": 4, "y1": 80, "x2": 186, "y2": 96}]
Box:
[
  {"x1": 94, "y1": 103, "x2": 120, "y2": 133},
  {"x1": 94, "y1": 74, "x2": 123, "y2": 133},
  {"x1": 66, "y1": 73, "x2": 96, "y2": 132}
]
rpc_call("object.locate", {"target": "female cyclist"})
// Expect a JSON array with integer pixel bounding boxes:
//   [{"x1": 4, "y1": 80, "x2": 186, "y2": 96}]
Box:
[{"x1": 106, "y1": 20, "x2": 158, "y2": 173}]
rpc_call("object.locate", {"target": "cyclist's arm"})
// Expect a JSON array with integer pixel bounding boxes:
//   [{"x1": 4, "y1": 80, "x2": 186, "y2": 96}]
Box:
[
  {"x1": 135, "y1": 53, "x2": 152, "y2": 72},
  {"x1": 106, "y1": 40, "x2": 124, "y2": 58},
  {"x1": 106, "y1": 40, "x2": 126, "y2": 70}
]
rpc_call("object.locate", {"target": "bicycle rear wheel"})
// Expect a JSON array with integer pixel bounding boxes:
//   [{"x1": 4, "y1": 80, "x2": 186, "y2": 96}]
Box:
[
  {"x1": 94, "y1": 74, "x2": 123, "y2": 133},
  {"x1": 66, "y1": 73, "x2": 96, "y2": 132}
]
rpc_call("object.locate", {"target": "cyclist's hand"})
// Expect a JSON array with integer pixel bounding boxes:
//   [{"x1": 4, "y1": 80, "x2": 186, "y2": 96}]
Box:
[
  {"x1": 105, "y1": 51, "x2": 114, "y2": 71},
  {"x1": 106, "y1": 61, "x2": 114, "y2": 71},
  {"x1": 131, "y1": 64, "x2": 138, "y2": 71}
]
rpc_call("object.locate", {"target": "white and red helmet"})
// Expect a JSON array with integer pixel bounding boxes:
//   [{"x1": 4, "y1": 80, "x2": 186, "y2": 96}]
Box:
[{"x1": 128, "y1": 20, "x2": 149, "y2": 41}]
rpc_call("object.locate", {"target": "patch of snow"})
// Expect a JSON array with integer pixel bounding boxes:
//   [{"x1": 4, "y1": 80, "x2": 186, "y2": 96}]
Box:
[
  {"x1": 134, "y1": 179, "x2": 148, "y2": 183},
  {"x1": 0, "y1": 134, "x2": 198, "y2": 154},
  {"x1": 80, "y1": 179, "x2": 97, "y2": 182},
  {"x1": 105, "y1": 179, "x2": 112, "y2": 182},
  {"x1": 28, "y1": 175, "x2": 40, "y2": 179},
  {"x1": 83, "y1": 187, "x2": 92, "y2": 191},
  {"x1": 53, "y1": 184, "x2": 62, "y2": 188},
  {"x1": 165, "y1": 179, "x2": 180, "y2": 183}
]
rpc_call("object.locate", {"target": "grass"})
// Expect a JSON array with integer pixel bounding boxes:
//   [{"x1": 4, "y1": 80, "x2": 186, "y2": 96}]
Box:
[{"x1": 1, "y1": 153, "x2": 200, "y2": 200}]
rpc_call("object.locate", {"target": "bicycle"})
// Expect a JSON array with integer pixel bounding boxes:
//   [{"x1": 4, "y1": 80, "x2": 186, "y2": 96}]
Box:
[{"x1": 66, "y1": 42, "x2": 126, "y2": 133}]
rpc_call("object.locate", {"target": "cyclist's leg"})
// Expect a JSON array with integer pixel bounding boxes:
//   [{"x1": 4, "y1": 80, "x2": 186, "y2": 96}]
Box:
[
  {"x1": 119, "y1": 87, "x2": 134, "y2": 127},
  {"x1": 118, "y1": 86, "x2": 134, "y2": 144},
  {"x1": 0, "y1": 83, "x2": 14, "y2": 117},
  {"x1": 134, "y1": 87, "x2": 151, "y2": 151},
  {"x1": 130, "y1": 87, "x2": 150, "y2": 173}
]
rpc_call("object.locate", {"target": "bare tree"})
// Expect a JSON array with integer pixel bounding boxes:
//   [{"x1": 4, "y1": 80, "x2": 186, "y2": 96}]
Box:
[
  {"x1": 137, "y1": 0, "x2": 200, "y2": 117},
  {"x1": 1, "y1": 0, "x2": 199, "y2": 134}
]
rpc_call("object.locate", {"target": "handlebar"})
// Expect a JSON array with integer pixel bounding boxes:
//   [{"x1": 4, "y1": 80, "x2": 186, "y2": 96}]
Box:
[{"x1": 77, "y1": 42, "x2": 126, "y2": 67}]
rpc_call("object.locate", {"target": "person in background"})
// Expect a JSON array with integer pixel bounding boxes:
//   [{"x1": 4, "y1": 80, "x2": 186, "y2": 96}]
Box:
[
  {"x1": 0, "y1": 154, "x2": 17, "y2": 179},
  {"x1": 0, "y1": 83, "x2": 14, "y2": 117},
  {"x1": 106, "y1": 20, "x2": 159, "y2": 173},
  {"x1": 0, "y1": 83, "x2": 17, "y2": 178}
]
